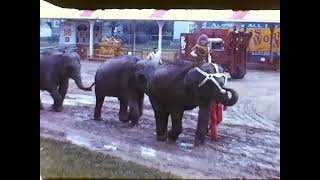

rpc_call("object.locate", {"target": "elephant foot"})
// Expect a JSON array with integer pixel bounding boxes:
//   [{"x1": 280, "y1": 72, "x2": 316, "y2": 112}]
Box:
[
  {"x1": 130, "y1": 119, "x2": 139, "y2": 126},
  {"x1": 194, "y1": 138, "x2": 205, "y2": 146},
  {"x1": 194, "y1": 133, "x2": 205, "y2": 146},
  {"x1": 156, "y1": 132, "x2": 167, "y2": 141},
  {"x1": 128, "y1": 114, "x2": 139, "y2": 126},
  {"x1": 168, "y1": 130, "x2": 179, "y2": 142},
  {"x1": 119, "y1": 114, "x2": 129, "y2": 123},
  {"x1": 51, "y1": 105, "x2": 63, "y2": 112},
  {"x1": 129, "y1": 122, "x2": 139, "y2": 128},
  {"x1": 93, "y1": 115, "x2": 103, "y2": 121}
]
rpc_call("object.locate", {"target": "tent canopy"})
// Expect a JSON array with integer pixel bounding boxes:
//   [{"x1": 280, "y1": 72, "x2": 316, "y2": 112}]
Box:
[
  {"x1": 43, "y1": 0, "x2": 280, "y2": 10},
  {"x1": 40, "y1": 0, "x2": 280, "y2": 23}
]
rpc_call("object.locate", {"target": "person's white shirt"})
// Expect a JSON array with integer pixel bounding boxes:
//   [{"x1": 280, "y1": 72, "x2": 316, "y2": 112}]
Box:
[{"x1": 147, "y1": 50, "x2": 162, "y2": 64}]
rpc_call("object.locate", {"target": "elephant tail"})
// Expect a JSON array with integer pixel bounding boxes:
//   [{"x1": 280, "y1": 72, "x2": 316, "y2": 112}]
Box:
[{"x1": 88, "y1": 82, "x2": 95, "y2": 89}]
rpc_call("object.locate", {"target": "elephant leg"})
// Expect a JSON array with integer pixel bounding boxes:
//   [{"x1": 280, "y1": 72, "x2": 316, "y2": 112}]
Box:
[
  {"x1": 148, "y1": 95, "x2": 169, "y2": 141},
  {"x1": 40, "y1": 97, "x2": 44, "y2": 110},
  {"x1": 94, "y1": 95, "x2": 105, "y2": 121},
  {"x1": 137, "y1": 92, "x2": 144, "y2": 117},
  {"x1": 50, "y1": 89, "x2": 63, "y2": 112},
  {"x1": 128, "y1": 94, "x2": 139, "y2": 126},
  {"x1": 155, "y1": 110, "x2": 169, "y2": 141},
  {"x1": 119, "y1": 97, "x2": 129, "y2": 122},
  {"x1": 194, "y1": 103, "x2": 211, "y2": 146},
  {"x1": 58, "y1": 79, "x2": 69, "y2": 105},
  {"x1": 168, "y1": 111, "x2": 184, "y2": 142}
]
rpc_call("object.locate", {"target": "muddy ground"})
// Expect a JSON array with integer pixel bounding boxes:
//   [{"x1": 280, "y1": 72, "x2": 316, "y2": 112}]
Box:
[{"x1": 40, "y1": 60, "x2": 280, "y2": 179}]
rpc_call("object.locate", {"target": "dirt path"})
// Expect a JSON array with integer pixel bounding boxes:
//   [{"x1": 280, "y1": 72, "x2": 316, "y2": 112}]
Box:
[{"x1": 40, "y1": 61, "x2": 280, "y2": 179}]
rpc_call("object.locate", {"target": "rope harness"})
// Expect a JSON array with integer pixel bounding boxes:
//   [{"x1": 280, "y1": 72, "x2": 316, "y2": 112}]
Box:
[{"x1": 194, "y1": 63, "x2": 228, "y2": 94}]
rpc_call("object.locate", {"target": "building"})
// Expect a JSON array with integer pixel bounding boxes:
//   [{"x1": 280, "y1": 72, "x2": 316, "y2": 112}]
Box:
[{"x1": 40, "y1": 0, "x2": 280, "y2": 62}]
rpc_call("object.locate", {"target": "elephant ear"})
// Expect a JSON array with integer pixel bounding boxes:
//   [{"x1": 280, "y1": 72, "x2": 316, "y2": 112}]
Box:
[
  {"x1": 183, "y1": 68, "x2": 202, "y2": 88},
  {"x1": 133, "y1": 62, "x2": 148, "y2": 84},
  {"x1": 66, "y1": 65, "x2": 74, "y2": 76},
  {"x1": 62, "y1": 53, "x2": 77, "y2": 76},
  {"x1": 64, "y1": 52, "x2": 81, "y2": 65}
]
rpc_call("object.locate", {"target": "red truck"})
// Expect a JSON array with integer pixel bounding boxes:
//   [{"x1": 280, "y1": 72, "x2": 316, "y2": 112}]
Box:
[{"x1": 179, "y1": 27, "x2": 252, "y2": 79}]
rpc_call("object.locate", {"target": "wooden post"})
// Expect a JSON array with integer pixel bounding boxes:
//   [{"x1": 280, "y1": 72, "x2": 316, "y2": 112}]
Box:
[
  {"x1": 157, "y1": 20, "x2": 165, "y2": 54},
  {"x1": 133, "y1": 22, "x2": 136, "y2": 53},
  {"x1": 269, "y1": 24, "x2": 275, "y2": 64},
  {"x1": 89, "y1": 20, "x2": 95, "y2": 58}
]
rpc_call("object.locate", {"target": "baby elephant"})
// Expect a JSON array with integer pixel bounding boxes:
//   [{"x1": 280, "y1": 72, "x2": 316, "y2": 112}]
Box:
[
  {"x1": 92, "y1": 55, "x2": 158, "y2": 126},
  {"x1": 40, "y1": 51, "x2": 92, "y2": 112}
]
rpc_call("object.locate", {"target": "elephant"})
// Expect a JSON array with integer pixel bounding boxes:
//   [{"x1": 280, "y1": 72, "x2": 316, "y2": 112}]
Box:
[
  {"x1": 40, "y1": 51, "x2": 92, "y2": 112},
  {"x1": 91, "y1": 55, "x2": 159, "y2": 126},
  {"x1": 146, "y1": 60, "x2": 238, "y2": 146}
]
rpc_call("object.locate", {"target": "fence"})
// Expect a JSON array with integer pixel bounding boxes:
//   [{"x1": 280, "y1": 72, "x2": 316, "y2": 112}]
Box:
[
  {"x1": 40, "y1": 35, "x2": 60, "y2": 47},
  {"x1": 40, "y1": 34, "x2": 180, "y2": 60},
  {"x1": 118, "y1": 34, "x2": 179, "y2": 50},
  {"x1": 40, "y1": 44, "x2": 78, "y2": 53}
]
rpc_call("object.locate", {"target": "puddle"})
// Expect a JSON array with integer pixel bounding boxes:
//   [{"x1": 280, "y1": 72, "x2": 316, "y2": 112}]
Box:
[
  {"x1": 41, "y1": 92, "x2": 95, "y2": 106},
  {"x1": 140, "y1": 146, "x2": 157, "y2": 158},
  {"x1": 103, "y1": 141, "x2": 119, "y2": 151},
  {"x1": 180, "y1": 142, "x2": 193, "y2": 149},
  {"x1": 66, "y1": 94, "x2": 96, "y2": 105},
  {"x1": 66, "y1": 134, "x2": 91, "y2": 147},
  {"x1": 179, "y1": 155, "x2": 192, "y2": 162},
  {"x1": 165, "y1": 154, "x2": 173, "y2": 161},
  {"x1": 103, "y1": 145, "x2": 117, "y2": 151},
  {"x1": 41, "y1": 92, "x2": 122, "y2": 107}
]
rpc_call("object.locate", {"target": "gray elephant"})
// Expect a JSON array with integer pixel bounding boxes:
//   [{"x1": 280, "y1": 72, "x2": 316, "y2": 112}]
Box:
[
  {"x1": 40, "y1": 51, "x2": 92, "y2": 112},
  {"x1": 146, "y1": 60, "x2": 238, "y2": 146},
  {"x1": 91, "y1": 55, "x2": 159, "y2": 126}
]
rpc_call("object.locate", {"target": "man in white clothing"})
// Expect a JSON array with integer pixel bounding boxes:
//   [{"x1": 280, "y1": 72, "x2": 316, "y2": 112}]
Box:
[{"x1": 147, "y1": 48, "x2": 162, "y2": 65}]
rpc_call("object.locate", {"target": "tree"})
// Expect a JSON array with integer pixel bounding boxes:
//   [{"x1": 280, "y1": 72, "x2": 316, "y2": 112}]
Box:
[{"x1": 195, "y1": 21, "x2": 204, "y2": 29}]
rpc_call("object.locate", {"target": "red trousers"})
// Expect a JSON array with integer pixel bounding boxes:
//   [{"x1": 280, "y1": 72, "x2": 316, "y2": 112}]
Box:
[{"x1": 209, "y1": 103, "x2": 224, "y2": 140}]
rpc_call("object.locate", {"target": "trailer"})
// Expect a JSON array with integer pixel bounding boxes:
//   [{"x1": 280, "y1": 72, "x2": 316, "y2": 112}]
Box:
[{"x1": 179, "y1": 27, "x2": 252, "y2": 79}]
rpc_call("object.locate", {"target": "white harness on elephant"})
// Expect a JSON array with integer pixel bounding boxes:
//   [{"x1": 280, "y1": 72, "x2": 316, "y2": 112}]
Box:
[{"x1": 194, "y1": 63, "x2": 228, "y2": 94}]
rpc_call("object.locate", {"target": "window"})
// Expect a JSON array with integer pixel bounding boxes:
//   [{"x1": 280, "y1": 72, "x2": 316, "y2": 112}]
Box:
[
  {"x1": 211, "y1": 42, "x2": 223, "y2": 49},
  {"x1": 209, "y1": 38, "x2": 224, "y2": 50}
]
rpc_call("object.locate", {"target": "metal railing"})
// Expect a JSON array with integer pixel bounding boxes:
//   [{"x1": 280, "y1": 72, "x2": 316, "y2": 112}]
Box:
[{"x1": 40, "y1": 44, "x2": 78, "y2": 53}]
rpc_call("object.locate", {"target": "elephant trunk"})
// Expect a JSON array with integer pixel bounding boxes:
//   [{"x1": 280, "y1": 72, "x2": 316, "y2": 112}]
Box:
[
  {"x1": 218, "y1": 87, "x2": 238, "y2": 106},
  {"x1": 74, "y1": 75, "x2": 92, "y2": 91},
  {"x1": 194, "y1": 103, "x2": 211, "y2": 146}
]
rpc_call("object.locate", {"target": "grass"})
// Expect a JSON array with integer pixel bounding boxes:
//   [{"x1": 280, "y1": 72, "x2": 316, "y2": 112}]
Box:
[{"x1": 40, "y1": 137, "x2": 181, "y2": 179}]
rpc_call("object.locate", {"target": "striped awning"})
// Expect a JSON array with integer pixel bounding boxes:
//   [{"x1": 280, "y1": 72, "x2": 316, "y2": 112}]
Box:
[{"x1": 40, "y1": 0, "x2": 280, "y2": 23}]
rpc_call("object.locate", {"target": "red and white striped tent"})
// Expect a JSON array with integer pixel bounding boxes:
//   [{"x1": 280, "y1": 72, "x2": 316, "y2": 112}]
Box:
[{"x1": 40, "y1": 0, "x2": 280, "y2": 23}]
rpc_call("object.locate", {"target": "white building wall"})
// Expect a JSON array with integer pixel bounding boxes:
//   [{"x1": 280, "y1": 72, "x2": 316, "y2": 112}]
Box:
[{"x1": 59, "y1": 21, "x2": 76, "y2": 45}]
